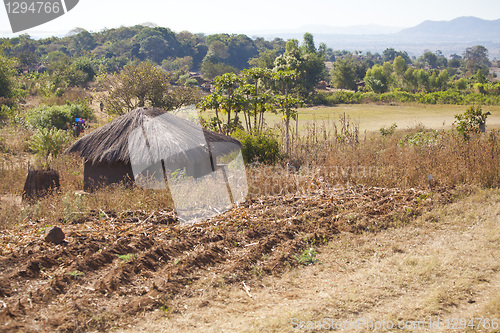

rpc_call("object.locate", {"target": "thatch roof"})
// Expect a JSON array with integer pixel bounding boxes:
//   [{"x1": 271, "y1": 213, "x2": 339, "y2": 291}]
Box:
[{"x1": 64, "y1": 107, "x2": 241, "y2": 166}]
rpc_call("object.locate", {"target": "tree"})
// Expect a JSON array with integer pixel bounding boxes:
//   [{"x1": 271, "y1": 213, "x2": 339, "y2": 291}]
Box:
[
  {"x1": 201, "y1": 60, "x2": 238, "y2": 80},
  {"x1": 240, "y1": 67, "x2": 272, "y2": 132},
  {"x1": 437, "y1": 69, "x2": 450, "y2": 90},
  {"x1": 476, "y1": 69, "x2": 487, "y2": 84},
  {"x1": 273, "y1": 34, "x2": 325, "y2": 99},
  {"x1": 403, "y1": 67, "x2": 418, "y2": 92},
  {"x1": 364, "y1": 64, "x2": 389, "y2": 93},
  {"x1": 416, "y1": 69, "x2": 430, "y2": 92},
  {"x1": 272, "y1": 70, "x2": 302, "y2": 155},
  {"x1": 69, "y1": 30, "x2": 96, "y2": 56},
  {"x1": 463, "y1": 45, "x2": 491, "y2": 74},
  {"x1": 248, "y1": 49, "x2": 279, "y2": 69},
  {"x1": 393, "y1": 56, "x2": 408, "y2": 76},
  {"x1": 199, "y1": 73, "x2": 244, "y2": 134},
  {"x1": 29, "y1": 128, "x2": 69, "y2": 162},
  {"x1": 0, "y1": 54, "x2": 16, "y2": 99},
  {"x1": 422, "y1": 51, "x2": 438, "y2": 69},
  {"x1": 383, "y1": 48, "x2": 398, "y2": 62},
  {"x1": 302, "y1": 33, "x2": 316, "y2": 54},
  {"x1": 393, "y1": 56, "x2": 408, "y2": 88},
  {"x1": 330, "y1": 58, "x2": 357, "y2": 91},
  {"x1": 66, "y1": 57, "x2": 97, "y2": 87},
  {"x1": 139, "y1": 36, "x2": 169, "y2": 63},
  {"x1": 101, "y1": 61, "x2": 199, "y2": 115}
]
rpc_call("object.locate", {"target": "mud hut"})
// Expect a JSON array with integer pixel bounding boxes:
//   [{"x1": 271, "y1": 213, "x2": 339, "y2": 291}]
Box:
[{"x1": 64, "y1": 107, "x2": 242, "y2": 191}]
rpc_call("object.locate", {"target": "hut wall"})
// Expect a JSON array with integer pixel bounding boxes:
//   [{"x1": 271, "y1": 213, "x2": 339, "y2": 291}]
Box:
[{"x1": 84, "y1": 161, "x2": 135, "y2": 191}]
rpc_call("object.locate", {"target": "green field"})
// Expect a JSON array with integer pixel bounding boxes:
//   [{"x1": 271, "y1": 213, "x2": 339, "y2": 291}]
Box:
[{"x1": 258, "y1": 104, "x2": 500, "y2": 133}]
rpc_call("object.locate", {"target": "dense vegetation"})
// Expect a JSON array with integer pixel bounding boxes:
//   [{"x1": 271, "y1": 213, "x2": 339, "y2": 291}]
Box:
[{"x1": 0, "y1": 24, "x2": 499, "y2": 163}]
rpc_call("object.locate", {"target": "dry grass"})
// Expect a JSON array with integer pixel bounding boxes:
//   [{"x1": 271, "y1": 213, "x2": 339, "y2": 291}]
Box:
[
  {"x1": 2, "y1": 110, "x2": 500, "y2": 231},
  {"x1": 249, "y1": 118, "x2": 500, "y2": 199},
  {"x1": 0, "y1": 153, "x2": 175, "y2": 229}
]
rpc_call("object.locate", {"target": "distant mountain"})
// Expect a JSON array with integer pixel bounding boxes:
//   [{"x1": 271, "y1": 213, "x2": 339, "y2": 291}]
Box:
[
  {"x1": 397, "y1": 16, "x2": 500, "y2": 42},
  {"x1": 246, "y1": 24, "x2": 403, "y2": 36},
  {"x1": 253, "y1": 17, "x2": 500, "y2": 59}
]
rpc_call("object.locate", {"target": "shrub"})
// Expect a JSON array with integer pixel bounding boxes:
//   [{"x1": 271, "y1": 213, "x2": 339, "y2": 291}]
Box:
[
  {"x1": 380, "y1": 123, "x2": 398, "y2": 136},
  {"x1": 0, "y1": 104, "x2": 14, "y2": 122},
  {"x1": 232, "y1": 129, "x2": 282, "y2": 164},
  {"x1": 454, "y1": 105, "x2": 489, "y2": 140},
  {"x1": 399, "y1": 130, "x2": 440, "y2": 147},
  {"x1": 29, "y1": 127, "x2": 70, "y2": 161},
  {"x1": 24, "y1": 103, "x2": 93, "y2": 130}
]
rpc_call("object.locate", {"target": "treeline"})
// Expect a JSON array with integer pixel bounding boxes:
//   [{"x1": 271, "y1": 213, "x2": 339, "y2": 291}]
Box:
[
  {"x1": 0, "y1": 24, "x2": 499, "y2": 114},
  {"x1": 0, "y1": 25, "x2": 286, "y2": 79}
]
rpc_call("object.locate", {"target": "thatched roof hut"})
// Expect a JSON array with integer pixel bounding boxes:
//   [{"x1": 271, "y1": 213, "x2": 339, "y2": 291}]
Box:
[{"x1": 65, "y1": 107, "x2": 241, "y2": 191}]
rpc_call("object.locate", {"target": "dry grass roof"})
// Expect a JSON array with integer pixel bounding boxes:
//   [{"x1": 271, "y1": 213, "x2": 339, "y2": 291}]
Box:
[{"x1": 64, "y1": 107, "x2": 241, "y2": 165}]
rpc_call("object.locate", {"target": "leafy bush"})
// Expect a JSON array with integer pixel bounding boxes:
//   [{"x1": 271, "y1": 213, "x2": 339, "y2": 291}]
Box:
[
  {"x1": 232, "y1": 129, "x2": 282, "y2": 164},
  {"x1": 399, "y1": 130, "x2": 439, "y2": 147},
  {"x1": 0, "y1": 104, "x2": 14, "y2": 122},
  {"x1": 24, "y1": 103, "x2": 93, "y2": 130},
  {"x1": 314, "y1": 88, "x2": 500, "y2": 106},
  {"x1": 380, "y1": 123, "x2": 398, "y2": 136},
  {"x1": 454, "y1": 105, "x2": 489, "y2": 140},
  {"x1": 29, "y1": 127, "x2": 70, "y2": 160}
]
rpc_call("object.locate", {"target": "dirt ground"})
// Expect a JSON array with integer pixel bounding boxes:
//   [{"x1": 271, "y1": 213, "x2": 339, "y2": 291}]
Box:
[{"x1": 0, "y1": 186, "x2": 499, "y2": 332}]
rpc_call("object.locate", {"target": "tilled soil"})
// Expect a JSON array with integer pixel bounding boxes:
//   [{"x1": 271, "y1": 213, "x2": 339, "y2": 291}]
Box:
[{"x1": 0, "y1": 186, "x2": 438, "y2": 332}]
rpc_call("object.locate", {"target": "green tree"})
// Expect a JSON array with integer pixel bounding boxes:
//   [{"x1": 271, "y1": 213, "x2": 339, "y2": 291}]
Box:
[
  {"x1": 403, "y1": 67, "x2": 418, "y2": 92},
  {"x1": 102, "y1": 61, "x2": 199, "y2": 114},
  {"x1": 248, "y1": 49, "x2": 280, "y2": 69},
  {"x1": 422, "y1": 51, "x2": 438, "y2": 69},
  {"x1": 437, "y1": 69, "x2": 450, "y2": 90},
  {"x1": 201, "y1": 60, "x2": 238, "y2": 80},
  {"x1": 272, "y1": 70, "x2": 302, "y2": 155},
  {"x1": 302, "y1": 33, "x2": 317, "y2": 54},
  {"x1": 393, "y1": 55, "x2": 408, "y2": 88},
  {"x1": 476, "y1": 69, "x2": 487, "y2": 84},
  {"x1": 416, "y1": 69, "x2": 430, "y2": 92},
  {"x1": 202, "y1": 73, "x2": 244, "y2": 134},
  {"x1": 66, "y1": 57, "x2": 97, "y2": 87},
  {"x1": 69, "y1": 29, "x2": 96, "y2": 56},
  {"x1": 273, "y1": 34, "x2": 325, "y2": 99},
  {"x1": 330, "y1": 58, "x2": 357, "y2": 91},
  {"x1": 364, "y1": 64, "x2": 389, "y2": 93},
  {"x1": 240, "y1": 67, "x2": 272, "y2": 132},
  {"x1": 463, "y1": 45, "x2": 491, "y2": 74},
  {"x1": 198, "y1": 93, "x2": 224, "y2": 132},
  {"x1": 139, "y1": 35, "x2": 169, "y2": 63},
  {"x1": 0, "y1": 54, "x2": 16, "y2": 99}
]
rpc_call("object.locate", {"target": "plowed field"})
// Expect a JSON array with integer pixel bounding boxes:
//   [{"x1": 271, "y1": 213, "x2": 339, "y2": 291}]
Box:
[{"x1": 0, "y1": 186, "x2": 438, "y2": 332}]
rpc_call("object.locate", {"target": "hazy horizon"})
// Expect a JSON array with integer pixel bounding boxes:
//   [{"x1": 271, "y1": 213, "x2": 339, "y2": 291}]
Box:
[{"x1": 1, "y1": 0, "x2": 499, "y2": 38}]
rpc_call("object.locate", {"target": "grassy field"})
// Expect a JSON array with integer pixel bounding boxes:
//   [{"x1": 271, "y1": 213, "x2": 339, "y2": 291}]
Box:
[
  {"x1": 269, "y1": 104, "x2": 500, "y2": 133},
  {"x1": 202, "y1": 103, "x2": 500, "y2": 134}
]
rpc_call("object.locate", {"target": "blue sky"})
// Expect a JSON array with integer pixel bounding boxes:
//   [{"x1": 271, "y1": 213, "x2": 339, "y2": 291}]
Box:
[{"x1": 1, "y1": 0, "x2": 499, "y2": 37}]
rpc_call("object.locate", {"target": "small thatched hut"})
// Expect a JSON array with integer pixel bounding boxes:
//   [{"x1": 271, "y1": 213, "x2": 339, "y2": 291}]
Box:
[{"x1": 64, "y1": 107, "x2": 241, "y2": 191}]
